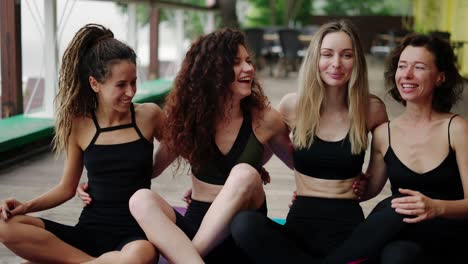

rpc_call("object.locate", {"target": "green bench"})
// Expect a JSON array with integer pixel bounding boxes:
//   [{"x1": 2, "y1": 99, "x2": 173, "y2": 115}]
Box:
[{"x1": 0, "y1": 79, "x2": 172, "y2": 164}]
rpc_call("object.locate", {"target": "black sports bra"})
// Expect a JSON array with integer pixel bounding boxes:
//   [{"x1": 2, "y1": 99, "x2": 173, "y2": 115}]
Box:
[
  {"x1": 293, "y1": 132, "x2": 365, "y2": 180},
  {"x1": 191, "y1": 112, "x2": 264, "y2": 185}
]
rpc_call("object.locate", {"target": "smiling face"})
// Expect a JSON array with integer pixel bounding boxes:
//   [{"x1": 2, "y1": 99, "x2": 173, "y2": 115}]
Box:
[
  {"x1": 229, "y1": 45, "x2": 254, "y2": 100},
  {"x1": 90, "y1": 60, "x2": 137, "y2": 112},
  {"x1": 395, "y1": 45, "x2": 445, "y2": 104},
  {"x1": 318, "y1": 31, "x2": 355, "y2": 89}
]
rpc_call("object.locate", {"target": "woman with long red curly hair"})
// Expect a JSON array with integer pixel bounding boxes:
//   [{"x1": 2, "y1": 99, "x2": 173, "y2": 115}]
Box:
[{"x1": 128, "y1": 28, "x2": 293, "y2": 263}]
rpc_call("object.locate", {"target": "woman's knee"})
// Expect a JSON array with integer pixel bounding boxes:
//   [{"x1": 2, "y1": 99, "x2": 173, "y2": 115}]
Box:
[
  {"x1": 120, "y1": 240, "x2": 158, "y2": 264},
  {"x1": 226, "y1": 163, "x2": 262, "y2": 195},
  {"x1": 0, "y1": 215, "x2": 43, "y2": 243},
  {"x1": 129, "y1": 189, "x2": 160, "y2": 220}
]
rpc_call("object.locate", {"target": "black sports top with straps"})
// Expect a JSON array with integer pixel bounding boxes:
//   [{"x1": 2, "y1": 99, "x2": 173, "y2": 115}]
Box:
[
  {"x1": 78, "y1": 103, "x2": 153, "y2": 234},
  {"x1": 293, "y1": 132, "x2": 366, "y2": 180},
  {"x1": 192, "y1": 111, "x2": 264, "y2": 185},
  {"x1": 384, "y1": 115, "x2": 462, "y2": 200}
]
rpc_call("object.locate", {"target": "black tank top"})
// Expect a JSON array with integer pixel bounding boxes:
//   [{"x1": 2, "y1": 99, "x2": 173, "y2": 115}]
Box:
[
  {"x1": 192, "y1": 111, "x2": 264, "y2": 185},
  {"x1": 384, "y1": 115, "x2": 462, "y2": 200},
  {"x1": 293, "y1": 132, "x2": 365, "y2": 180},
  {"x1": 78, "y1": 103, "x2": 153, "y2": 234}
]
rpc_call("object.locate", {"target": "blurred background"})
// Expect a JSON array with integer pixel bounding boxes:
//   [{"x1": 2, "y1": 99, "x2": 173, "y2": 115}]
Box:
[{"x1": 1, "y1": 0, "x2": 467, "y2": 119}]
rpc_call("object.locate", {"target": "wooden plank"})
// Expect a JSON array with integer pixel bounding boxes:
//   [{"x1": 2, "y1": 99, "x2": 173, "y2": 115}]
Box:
[{"x1": 0, "y1": 0, "x2": 23, "y2": 118}]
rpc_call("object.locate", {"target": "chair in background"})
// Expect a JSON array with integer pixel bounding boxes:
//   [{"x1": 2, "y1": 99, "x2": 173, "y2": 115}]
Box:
[
  {"x1": 299, "y1": 25, "x2": 319, "y2": 49},
  {"x1": 244, "y1": 28, "x2": 266, "y2": 71},
  {"x1": 277, "y1": 28, "x2": 304, "y2": 77},
  {"x1": 262, "y1": 27, "x2": 282, "y2": 77}
]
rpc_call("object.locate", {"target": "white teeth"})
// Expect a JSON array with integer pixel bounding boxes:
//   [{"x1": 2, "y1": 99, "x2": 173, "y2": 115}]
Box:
[{"x1": 402, "y1": 84, "x2": 417, "y2": 88}]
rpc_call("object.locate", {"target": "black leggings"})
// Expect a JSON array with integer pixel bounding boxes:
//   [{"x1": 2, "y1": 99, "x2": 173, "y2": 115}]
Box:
[
  {"x1": 175, "y1": 199, "x2": 268, "y2": 264},
  {"x1": 230, "y1": 196, "x2": 364, "y2": 263},
  {"x1": 324, "y1": 195, "x2": 468, "y2": 264}
]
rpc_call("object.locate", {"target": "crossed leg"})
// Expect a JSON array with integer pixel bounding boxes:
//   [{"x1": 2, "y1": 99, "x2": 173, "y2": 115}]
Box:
[
  {"x1": 1, "y1": 215, "x2": 158, "y2": 264},
  {"x1": 0, "y1": 215, "x2": 93, "y2": 263},
  {"x1": 191, "y1": 163, "x2": 265, "y2": 257}
]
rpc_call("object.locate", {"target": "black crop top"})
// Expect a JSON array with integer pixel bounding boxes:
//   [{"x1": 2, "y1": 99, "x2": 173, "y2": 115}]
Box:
[
  {"x1": 384, "y1": 115, "x2": 463, "y2": 200},
  {"x1": 293, "y1": 132, "x2": 365, "y2": 180},
  {"x1": 192, "y1": 111, "x2": 264, "y2": 185},
  {"x1": 80, "y1": 104, "x2": 153, "y2": 233}
]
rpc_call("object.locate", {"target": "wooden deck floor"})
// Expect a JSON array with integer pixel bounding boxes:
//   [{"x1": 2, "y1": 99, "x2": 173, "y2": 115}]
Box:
[{"x1": 1, "y1": 57, "x2": 467, "y2": 263}]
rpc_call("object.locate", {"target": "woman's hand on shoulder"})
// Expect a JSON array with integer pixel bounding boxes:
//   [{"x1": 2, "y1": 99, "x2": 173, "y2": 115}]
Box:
[{"x1": 368, "y1": 94, "x2": 388, "y2": 132}]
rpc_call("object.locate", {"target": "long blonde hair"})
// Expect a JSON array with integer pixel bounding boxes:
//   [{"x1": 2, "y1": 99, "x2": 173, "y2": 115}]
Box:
[
  {"x1": 54, "y1": 24, "x2": 136, "y2": 155},
  {"x1": 294, "y1": 20, "x2": 369, "y2": 154}
]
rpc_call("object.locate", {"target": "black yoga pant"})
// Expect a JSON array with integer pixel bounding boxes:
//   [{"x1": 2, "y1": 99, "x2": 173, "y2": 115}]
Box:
[
  {"x1": 42, "y1": 218, "x2": 147, "y2": 257},
  {"x1": 230, "y1": 196, "x2": 364, "y2": 263},
  {"x1": 324, "y1": 195, "x2": 468, "y2": 264},
  {"x1": 175, "y1": 199, "x2": 267, "y2": 264}
]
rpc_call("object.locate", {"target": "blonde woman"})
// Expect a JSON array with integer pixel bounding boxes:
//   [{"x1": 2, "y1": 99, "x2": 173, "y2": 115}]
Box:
[{"x1": 230, "y1": 20, "x2": 387, "y2": 263}]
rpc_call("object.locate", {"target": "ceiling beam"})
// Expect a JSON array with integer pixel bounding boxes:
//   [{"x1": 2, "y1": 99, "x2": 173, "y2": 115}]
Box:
[{"x1": 94, "y1": 0, "x2": 218, "y2": 12}]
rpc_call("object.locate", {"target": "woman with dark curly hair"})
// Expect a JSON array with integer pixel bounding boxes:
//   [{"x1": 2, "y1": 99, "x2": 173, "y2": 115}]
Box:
[
  {"x1": 127, "y1": 28, "x2": 293, "y2": 263},
  {"x1": 320, "y1": 33, "x2": 468, "y2": 264}
]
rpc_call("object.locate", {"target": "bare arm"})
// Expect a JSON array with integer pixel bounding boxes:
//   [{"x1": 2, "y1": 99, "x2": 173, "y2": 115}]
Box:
[
  {"x1": 148, "y1": 103, "x2": 177, "y2": 178},
  {"x1": 264, "y1": 107, "x2": 294, "y2": 169},
  {"x1": 360, "y1": 123, "x2": 389, "y2": 201},
  {"x1": 358, "y1": 95, "x2": 389, "y2": 201},
  {"x1": 368, "y1": 94, "x2": 389, "y2": 131},
  {"x1": 152, "y1": 142, "x2": 178, "y2": 178},
  {"x1": 1, "y1": 124, "x2": 83, "y2": 218},
  {"x1": 25, "y1": 139, "x2": 84, "y2": 212}
]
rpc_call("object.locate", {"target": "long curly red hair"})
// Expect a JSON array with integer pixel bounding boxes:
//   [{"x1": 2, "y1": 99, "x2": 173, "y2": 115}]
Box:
[{"x1": 164, "y1": 28, "x2": 268, "y2": 171}]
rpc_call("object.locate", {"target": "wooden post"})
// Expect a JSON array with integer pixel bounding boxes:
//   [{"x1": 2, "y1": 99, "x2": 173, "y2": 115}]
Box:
[
  {"x1": 1, "y1": 0, "x2": 23, "y2": 118},
  {"x1": 148, "y1": 5, "x2": 160, "y2": 80}
]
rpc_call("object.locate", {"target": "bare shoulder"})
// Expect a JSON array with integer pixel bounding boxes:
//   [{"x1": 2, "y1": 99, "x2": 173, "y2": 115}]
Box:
[
  {"x1": 71, "y1": 115, "x2": 94, "y2": 149},
  {"x1": 368, "y1": 94, "x2": 388, "y2": 131},
  {"x1": 135, "y1": 103, "x2": 165, "y2": 124},
  {"x1": 278, "y1": 93, "x2": 297, "y2": 116},
  {"x1": 450, "y1": 115, "x2": 468, "y2": 149},
  {"x1": 368, "y1": 120, "x2": 390, "y2": 156},
  {"x1": 134, "y1": 103, "x2": 166, "y2": 140},
  {"x1": 278, "y1": 93, "x2": 297, "y2": 129},
  {"x1": 71, "y1": 115, "x2": 93, "y2": 133},
  {"x1": 135, "y1": 103, "x2": 163, "y2": 118},
  {"x1": 373, "y1": 121, "x2": 389, "y2": 144}
]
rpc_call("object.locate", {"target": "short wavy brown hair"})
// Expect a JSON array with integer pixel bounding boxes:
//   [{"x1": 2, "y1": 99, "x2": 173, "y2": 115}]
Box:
[
  {"x1": 164, "y1": 28, "x2": 268, "y2": 171},
  {"x1": 384, "y1": 33, "x2": 463, "y2": 112}
]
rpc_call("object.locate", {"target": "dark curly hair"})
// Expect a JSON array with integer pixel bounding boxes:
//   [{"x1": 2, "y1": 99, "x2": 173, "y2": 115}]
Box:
[
  {"x1": 384, "y1": 33, "x2": 463, "y2": 112},
  {"x1": 164, "y1": 28, "x2": 268, "y2": 171}
]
